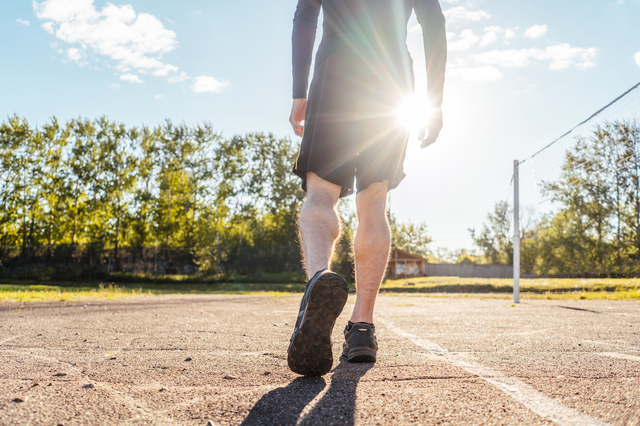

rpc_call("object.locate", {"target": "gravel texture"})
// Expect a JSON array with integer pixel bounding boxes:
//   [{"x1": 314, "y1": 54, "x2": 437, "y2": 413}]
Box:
[{"x1": 1, "y1": 294, "x2": 638, "y2": 425}]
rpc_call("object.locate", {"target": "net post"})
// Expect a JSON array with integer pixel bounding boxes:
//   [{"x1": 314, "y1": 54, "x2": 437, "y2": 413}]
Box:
[{"x1": 513, "y1": 160, "x2": 520, "y2": 303}]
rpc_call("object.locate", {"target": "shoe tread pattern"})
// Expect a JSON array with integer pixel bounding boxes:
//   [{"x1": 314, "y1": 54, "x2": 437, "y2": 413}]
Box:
[{"x1": 287, "y1": 272, "x2": 349, "y2": 376}]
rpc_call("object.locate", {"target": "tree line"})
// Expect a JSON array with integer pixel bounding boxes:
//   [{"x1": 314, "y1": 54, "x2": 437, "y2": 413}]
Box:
[
  {"x1": 0, "y1": 115, "x2": 431, "y2": 279},
  {"x1": 0, "y1": 115, "x2": 305, "y2": 275},
  {"x1": 470, "y1": 121, "x2": 640, "y2": 276}
]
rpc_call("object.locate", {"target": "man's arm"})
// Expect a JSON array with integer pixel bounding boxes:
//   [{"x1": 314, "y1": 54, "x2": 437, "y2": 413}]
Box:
[
  {"x1": 292, "y1": 0, "x2": 321, "y2": 100},
  {"x1": 414, "y1": 0, "x2": 447, "y2": 147}
]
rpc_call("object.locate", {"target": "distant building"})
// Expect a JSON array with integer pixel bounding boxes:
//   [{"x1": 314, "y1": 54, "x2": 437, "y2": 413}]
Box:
[{"x1": 388, "y1": 248, "x2": 427, "y2": 278}]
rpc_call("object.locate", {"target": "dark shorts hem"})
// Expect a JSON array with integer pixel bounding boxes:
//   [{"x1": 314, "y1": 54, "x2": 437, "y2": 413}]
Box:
[
  {"x1": 292, "y1": 166, "x2": 354, "y2": 198},
  {"x1": 292, "y1": 166, "x2": 406, "y2": 199}
]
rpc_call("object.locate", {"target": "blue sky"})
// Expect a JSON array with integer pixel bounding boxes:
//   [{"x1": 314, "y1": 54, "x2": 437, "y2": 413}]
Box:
[{"x1": 2, "y1": 0, "x2": 640, "y2": 253}]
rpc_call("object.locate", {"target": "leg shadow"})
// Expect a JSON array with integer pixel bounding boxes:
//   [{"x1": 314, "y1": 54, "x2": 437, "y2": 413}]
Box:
[
  {"x1": 240, "y1": 376, "x2": 326, "y2": 426},
  {"x1": 298, "y1": 359, "x2": 374, "y2": 426}
]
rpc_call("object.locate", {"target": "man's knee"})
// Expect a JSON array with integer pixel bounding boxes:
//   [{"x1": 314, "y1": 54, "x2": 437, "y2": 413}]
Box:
[
  {"x1": 301, "y1": 173, "x2": 341, "y2": 218},
  {"x1": 356, "y1": 181, "x2": 389, "y2": 219},
  {"x1": 306, "y1": 172, "x2": 342, "y2": 201},
  {"x1": 299, "y1": 173, "x2": 342, "y2": 236}
]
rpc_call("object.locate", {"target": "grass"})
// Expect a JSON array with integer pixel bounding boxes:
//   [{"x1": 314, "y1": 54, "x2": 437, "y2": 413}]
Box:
[
  {"x1": 381, "y1": 276, "x2": 640, "y2": 300},
  {"x1": 0, "y1": 281, "x2": 307, "y2": 303},
  {"x1": 3, "y1": 270, "x2": 308, "y2": 285},
  {"x1": 0, "y1": 283, "x2": 153, "y2": 302},
  {"x1": 1, "y1": 276, "x2": 640, "y2": 303}
]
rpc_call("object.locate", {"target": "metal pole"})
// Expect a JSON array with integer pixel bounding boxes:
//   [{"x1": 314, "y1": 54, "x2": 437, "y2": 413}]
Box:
[
  {"x1": 513, "y1": 160, "x2": 520, "y2": 303},
  {"x1": 154, "y1": 241, "x2": 158, "y2": 274},
  {"x1": 26, "y1": 238, "x2": 30, "y2": 282},
  {"x1": 216, "y1": 233, "x2": 221, "y2": 273}
]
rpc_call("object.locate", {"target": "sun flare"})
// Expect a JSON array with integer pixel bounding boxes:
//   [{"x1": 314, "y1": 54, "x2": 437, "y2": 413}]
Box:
[{"x1": 396, "y1": 96, "x2": 433, "y2": 132}]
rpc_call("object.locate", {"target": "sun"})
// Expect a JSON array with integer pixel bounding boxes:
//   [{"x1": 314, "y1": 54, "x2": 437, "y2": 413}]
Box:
[{"x1": 396, "y1": 96, "x2": 433, "y2": 132}]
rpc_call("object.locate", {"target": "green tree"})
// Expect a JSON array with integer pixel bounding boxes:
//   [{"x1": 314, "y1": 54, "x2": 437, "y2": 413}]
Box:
[
  {"x1": 95, "y1": 118, "x2": 139, "y2": 271},
  {"x1": 37, "y1": 118, "x2": 71, "y2": 255},
  {"x1": 389, "y1": 213, "x2": 433, "y2": 258},
  {"x1": 469, "y1": 201, "x2": 512, "y2": 265},
  {"x1": 0, "y1": 116, "x2": 33, "y2": 253},
  {"x1": 128, "y1": 125, "x2": 161, "y2": 259}
]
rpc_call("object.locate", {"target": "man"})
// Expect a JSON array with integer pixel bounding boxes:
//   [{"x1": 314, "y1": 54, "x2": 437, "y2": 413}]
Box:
[{"x1": 287, "y1": 0, "x2": 447, "y2": 377}]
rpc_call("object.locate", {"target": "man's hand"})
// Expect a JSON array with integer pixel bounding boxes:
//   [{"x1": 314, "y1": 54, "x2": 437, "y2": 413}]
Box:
[
  {"x1": 418, "y1": 108, "x2": 443, "y2": 149},
  {"x1": 289, "y1": 98, "x2": 307, "y2": 137}
]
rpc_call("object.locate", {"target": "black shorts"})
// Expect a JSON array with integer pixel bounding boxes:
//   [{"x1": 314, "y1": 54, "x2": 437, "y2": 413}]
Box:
[{"x1": 293, "y1": 45, "x2": 414, "y2": 198}]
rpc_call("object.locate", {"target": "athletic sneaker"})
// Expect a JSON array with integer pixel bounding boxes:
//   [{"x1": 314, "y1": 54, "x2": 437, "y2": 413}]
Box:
[
  {"x1": 287, "y1": 269, "x2": 349, "y2": 376},
  {"x1": 342, "y1": 322, "x2": 378, "y2": 363}
]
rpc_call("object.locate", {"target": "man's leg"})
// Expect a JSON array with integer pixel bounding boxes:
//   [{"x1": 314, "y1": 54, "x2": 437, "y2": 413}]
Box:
[
  {"x1": 298, "y1": 172, "x2": 342, "y2": 276},
  {"x1": 288, "y1": 172, "x2": 349, "y2": 376},
  {"x1": 350, "y1": 181, "x2": 391, "y2": 323}
]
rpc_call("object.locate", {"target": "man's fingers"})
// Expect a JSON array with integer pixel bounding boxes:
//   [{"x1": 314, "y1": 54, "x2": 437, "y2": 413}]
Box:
[
  {"x1": 290, "y1": 117, "x2": 304, "y2": 137},
  {"x1": 290, "y1": 98, "x2": 307, "y2": 137},
  {"x1": 420, "y1": 116, "x2": 443, "y2": 148},
  {"x1": 417, "y1": 126, "x2": 426, "y2": 141}
]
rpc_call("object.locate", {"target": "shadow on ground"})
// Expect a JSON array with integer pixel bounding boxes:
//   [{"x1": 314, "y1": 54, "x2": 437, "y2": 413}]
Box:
[{"x1": 241, "y1": 359, "x2": 373, "y2": 425}]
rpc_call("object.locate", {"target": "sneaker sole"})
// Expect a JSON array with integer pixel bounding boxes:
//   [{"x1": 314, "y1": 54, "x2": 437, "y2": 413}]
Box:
[{"x1": 287, "y1": 273, "x2": 349, "y2": 376}]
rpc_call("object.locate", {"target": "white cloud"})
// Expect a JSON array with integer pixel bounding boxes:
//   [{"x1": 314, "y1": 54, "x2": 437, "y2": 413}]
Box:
[
  {"x1": 168, "y1": 71, "x2": 189, "y2": 83},
  {"x1": 17, "y1": 18, "x2": 31, "y2": 26},
  {"x1": 191, "y1": 76, "x2": 229, "y2": 93},
  {"x1": 451, "y1": 65, "x2": 503, "y2": 82},
  {"x1": 635, "y1": 52, "x2": 640, "y2": 68},
  {"x1": 408, "y1": 4, "x2": 597, "y2": 85},
  {"x1": 34, "y1": 0, "x2": 179, "y2": 78},
  {"x1": 67, "y1": 47, "x2": 82, "y2": 61},
  {"x1": 410, "y1": 24, "x2": 422, "y2": 34},
  {"x1": 544, "y1": 44, "x2": 597, "y2": 70},
  {"x1": 524, "y1": 24, "x2": 547, "y2": 39},
  {"x1": 484, "y1": 26, "x2": 503, "y2": 33},
  {"x1": 42, "y1": 21, "x2": 54, "y2": 33},
  {"x1": 153, "y1": 64, "x2": 179, "y2": 77},
  {"x1": 120, "y1": 73, "x2": 143, "y2": 83},
  {"x1": 477, "y1": 26, "x2": 518, "y2": 44},
  {"x1": 480, "y1": 31, "x2": 498, "y2": 47},
  {"x1": 475, "y1": 48, "x2": 537, "y2": 69},
  {"x1": 449, "y1": 29, "x2": 480, "y2": 52},
  {"x1": 444, "y1": 7, "x2": 490, "y2": 24},
  {"x1": 110, "y1": 83, "x2": 120, "y2": 89},
  {"x1": 154, "y1": 94, "x2": 163, "y2": 100},
  {"x1": 474, "y1": 44, "x2": 598, "y2": 70}
]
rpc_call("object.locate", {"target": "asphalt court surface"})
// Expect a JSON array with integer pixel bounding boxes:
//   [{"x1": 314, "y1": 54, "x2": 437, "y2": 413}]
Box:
[{"x1": 1, "y1": 294, "x2": 639, "y2": 425}]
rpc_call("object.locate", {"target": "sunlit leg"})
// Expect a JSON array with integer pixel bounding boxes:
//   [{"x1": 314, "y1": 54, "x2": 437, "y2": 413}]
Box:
[
  {"x1": 350, "y1": 181, "x2": 391, "y2": 323},
  {"x1": 298, "y1": 172, "x2": 342, "y2": 277}
]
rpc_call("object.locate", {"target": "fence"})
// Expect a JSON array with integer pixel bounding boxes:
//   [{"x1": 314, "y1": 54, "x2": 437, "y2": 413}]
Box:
[
  {"x1": 0, "y1": 243, "x2": 305, "y2": 280},
  {"x1": 424, "y1": 263, "x2": 512, "y2": 279}
]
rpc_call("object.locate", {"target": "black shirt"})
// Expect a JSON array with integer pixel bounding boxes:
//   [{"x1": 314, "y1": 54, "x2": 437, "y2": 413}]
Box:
[{"x1": 292, "y1": 0, "x2": 447, "y2": 106}]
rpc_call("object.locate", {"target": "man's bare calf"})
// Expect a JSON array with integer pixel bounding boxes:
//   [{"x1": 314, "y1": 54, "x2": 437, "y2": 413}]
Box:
[
  {"x1": 350, "y1": 181, "x2": 391, "y2": 324},
  {"x1": 298, "y1": 172, "x2": 342, "y2": 276},
  {"x1": 298, "y1": 173, "x2": 391, "y2": 324}
]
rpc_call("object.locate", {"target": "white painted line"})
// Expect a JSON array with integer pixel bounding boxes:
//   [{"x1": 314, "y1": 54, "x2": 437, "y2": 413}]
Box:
[
  {"x1": 596, "y1": 352, "x2": 640, "y2": 362},
  {"x1": 380, "y1": 320, "x2": 448, "y2": 354},
  {"x1": 377, "y1": 317, "x2": 609, "y2": 426},
  {"x1": 0, "y1": 335, "x2": 20, "y2": 345}
]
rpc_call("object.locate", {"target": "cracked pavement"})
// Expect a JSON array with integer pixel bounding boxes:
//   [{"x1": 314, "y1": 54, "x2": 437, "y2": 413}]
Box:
[{"x1": 1, "y1": 294, "x2": 639, "y2": 425}]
